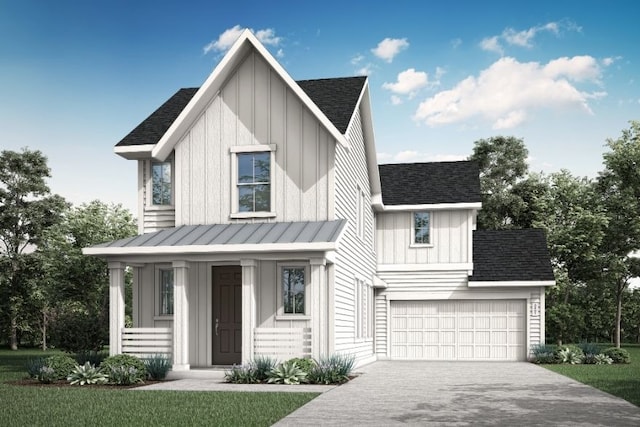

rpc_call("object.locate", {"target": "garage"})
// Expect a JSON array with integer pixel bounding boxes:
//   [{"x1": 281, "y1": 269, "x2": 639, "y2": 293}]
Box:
[{"x1": 390, "y1": 300, "x2": 526, "y2": 361}]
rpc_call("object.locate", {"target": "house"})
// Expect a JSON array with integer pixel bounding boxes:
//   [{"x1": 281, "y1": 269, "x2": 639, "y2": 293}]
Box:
[{"x1": 83, "y1": 30, "x2": 554, "y2": 370}]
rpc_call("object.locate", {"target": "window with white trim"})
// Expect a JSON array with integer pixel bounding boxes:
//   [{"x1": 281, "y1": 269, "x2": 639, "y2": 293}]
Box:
[
  {"x1": 159, "y1": 269, "x2": 174, "y2": 315},
  {"x1": 413, "y1": 211, "x2": 431, "y2": 245},
  {"x1": 151, "y1": 161, "x2": 172, "y2": 205},
  {"x1": 230, "y1": 145, "x2": 276, "y2": 217},
  {"x1": 282, "y1": 266, "x2": 306, "y2": 315},
  {"x1": 355, "y1": 278, "x2": 373, "y2": 339}
]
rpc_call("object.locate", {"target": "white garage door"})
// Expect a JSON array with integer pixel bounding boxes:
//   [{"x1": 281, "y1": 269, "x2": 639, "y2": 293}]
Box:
[{"x1": 390, "y1": 300, "x2": 526, "y2": 361}]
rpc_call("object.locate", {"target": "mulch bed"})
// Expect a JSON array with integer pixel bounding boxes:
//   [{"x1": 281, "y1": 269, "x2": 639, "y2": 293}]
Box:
[{"x1": 7, "y1": 379, "x2": 171, "y2": 389}]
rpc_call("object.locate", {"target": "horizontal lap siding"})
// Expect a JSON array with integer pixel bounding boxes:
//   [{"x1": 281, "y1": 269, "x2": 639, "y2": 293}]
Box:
[
  {"x1": 333, "y1": 108, "x2": 377, "y2": 365},
  {"x1": 173, "y1": 49, "x2": 332, "y2": 226}
]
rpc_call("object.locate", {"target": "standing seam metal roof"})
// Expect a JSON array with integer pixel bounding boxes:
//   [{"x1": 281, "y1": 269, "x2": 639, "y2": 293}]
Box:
[{"x1": 92, "y1": 220, "x2": 346, "y2": 249}]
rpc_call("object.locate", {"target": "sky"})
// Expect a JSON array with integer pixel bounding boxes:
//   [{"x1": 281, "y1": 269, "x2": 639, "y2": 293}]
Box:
[{"x1": 1, "y1": 0, "x2": 639, "y2": 215}]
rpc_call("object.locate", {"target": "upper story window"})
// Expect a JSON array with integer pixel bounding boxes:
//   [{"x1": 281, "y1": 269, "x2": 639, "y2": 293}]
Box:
[
  {"x1": 413, "y1": 212, "x2": 431, "y2": 245},
  {"x1": 230, "y1": 145, "x2": 276, "y2": 218},
  {"x1": 238, "y1": 152, "x2": 270, "y2": 212},
  {"x1": 151, "y1": 161, "x2": 172, "y2": 205}
]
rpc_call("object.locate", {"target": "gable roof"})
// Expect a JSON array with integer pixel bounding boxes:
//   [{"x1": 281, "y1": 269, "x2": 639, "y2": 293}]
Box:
[
  {"x1": 469, "y1": 229, "x2": 555, "y2": 282},
  {"x1": 115, "y1": 77, "x2": 367, "y2": 148},
  {"x1": 83, "y1": 220, "x2": 346, "y2": 256},
  {"x1": 378, "y1": 161, "x2": 481, "y2": 206}
]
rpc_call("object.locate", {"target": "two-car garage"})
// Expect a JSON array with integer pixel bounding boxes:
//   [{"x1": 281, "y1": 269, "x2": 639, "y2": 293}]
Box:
[{"x1": 389, "y1": 300, "x2": 527, "y2": 361}]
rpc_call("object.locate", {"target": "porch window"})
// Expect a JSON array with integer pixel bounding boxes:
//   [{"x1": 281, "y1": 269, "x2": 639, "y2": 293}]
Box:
[
  {"x1": 151, "y1": 161, "x2": 172, "y2": 205},
  {"x1": 230, "y1": 145, "x2": 276, "y2": 218},
  {"x1": 413, "y1": 212, "x2": 431, "y2": 245},
  {"x1": 282, "y1": 267, "x2": 305, "y2": 315},
  {"x1": 159, "y1": 269, "x2": 174, "y2": 315}
]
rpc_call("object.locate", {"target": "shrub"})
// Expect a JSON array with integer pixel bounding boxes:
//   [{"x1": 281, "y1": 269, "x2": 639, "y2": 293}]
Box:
[
  {"x1": 67, "y1": 362, "x2": 108, "y2": 386},
  {"x1": 101, "y1": 354, "x2": 147, "y2": 384},
  {"x1": 49, "y1": 309, "x2": 106, "y2": 353},
  {"x1": 144, "y1": 354, "x2": 172, "y2": 380},
  {"x1": 37, "y1": 366, "x2": 57, "y2": 384},
  {"x1": 576, "y1": 342, "x2": 602, "y2": 357},
  {"x1": 603, "y1": 347, "x2": 630, "y2": 364},
  {"x1": 44, "y1": 354, "x2": 77, "y2": 379},
  {"x1": 252, "y1": 355, "x2": 278, "y2": 382},
  {"x1": 593, "y1": 354, "x2": 613, "y2": 365},
  {"x1": 309, "y1": 353, "x2": 355, "y2": 385},
  {"x1": 287, "y1": 357, "x2": 316, "y2": 375},
  {"x1": 25, "y1": 357, "x2": 47, "y2": 379},
  {"x1": 530, "y1": 344, "x2": 558, "y2": 364},
  {"x1": 556, "y1": 346, "x2": 583, "y2": 364},
  {"x1": 224, "y1": 365, "x2": 259, "y2": 384},
  {"x1": 267, "y1": 360, "x2": 308, "y2": 385},
  {"x1": 75, "y1": 350, "x2": 109, "y2": 366}
]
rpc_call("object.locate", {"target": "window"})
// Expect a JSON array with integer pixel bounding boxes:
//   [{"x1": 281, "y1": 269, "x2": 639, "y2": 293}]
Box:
[
  {"x1": 282, "y1": 267, "x2": 305, "y2": 315},
  {"x1": 355, "y1": 278, "x2": 373, "y2": 339},
  {"x1": 151, "y1": 161, "x2": 172, "y2": 205},
  {"x1": 237, "y1": 152, "x2": 270, "y2": 212},
  {"x1": 159, "y1": 269, "x2": 174, "y2": 315},
  {"x1": 413, "y1": 212, "x2": 431, "y2": 245}
]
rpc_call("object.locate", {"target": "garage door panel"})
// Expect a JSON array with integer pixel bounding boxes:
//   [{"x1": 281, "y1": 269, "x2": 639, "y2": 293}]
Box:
[{"x1": 390, "y1": 300, "x2": 526, "y2": 361}]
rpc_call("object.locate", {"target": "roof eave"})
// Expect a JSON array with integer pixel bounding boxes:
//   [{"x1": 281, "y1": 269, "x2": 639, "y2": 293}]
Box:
[
  {"x1": 468, "y1": 280, "x2": 556, "y2": 287},
  {"x1": 114, "y1": 144, "x2": 155, "y2": 160},
  {"x1": 376, "y1": 202, "x2": 482, "y2": 212}
]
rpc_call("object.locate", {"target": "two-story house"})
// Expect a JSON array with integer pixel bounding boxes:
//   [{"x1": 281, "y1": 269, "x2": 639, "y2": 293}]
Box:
[{"x1": 84, "y1": 30, "x2": 554, "y2": 371}]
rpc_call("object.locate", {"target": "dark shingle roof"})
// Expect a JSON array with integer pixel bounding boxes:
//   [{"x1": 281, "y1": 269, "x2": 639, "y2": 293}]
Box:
[
  {"x1": 116, "y1": 76, "x2": 366, "y2": 147},
  {"x1": 469, "y1": 229, "x2": 555, "y2": 282},
  {"x1": 378, "y1": 161, "x2": 481, "y2": 205},
  {"x1": 297, "y1": 76, "x2": 366, "y2": 133},
  {"x1": 116, "y1": 88, "x2": 198, "y2": 147}
]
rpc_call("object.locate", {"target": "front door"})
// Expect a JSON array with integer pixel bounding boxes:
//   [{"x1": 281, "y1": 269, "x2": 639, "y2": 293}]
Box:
[{"x1": 212, "y1": 266, "x2": 242, "y2": 365}]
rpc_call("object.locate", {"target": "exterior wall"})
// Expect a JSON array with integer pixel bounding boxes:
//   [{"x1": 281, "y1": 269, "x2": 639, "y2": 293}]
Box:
[
  {"x1": 376, "y1": 210, "x2": 473, "y2": 266},
  {"x1": 173, "y1": 49, "x2": 335, "y2": 226},
  {"x1": 333, "y1": 107, "x2": 377, "y2": 365}
]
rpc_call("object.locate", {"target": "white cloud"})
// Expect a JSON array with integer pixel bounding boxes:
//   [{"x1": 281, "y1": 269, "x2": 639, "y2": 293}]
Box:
[
  {"x1": 390, "y1": 95, "x2": 402, "y2": 105},
  {"x1": 480, "y1": 36, "x2": 503, "y2": 55},
  {"x1": 382, "y1": 68, "x2": 429, "y2": 96},
  {"x1": 434, "y1": 67, "x2": 446, "y2": 80},
  {"x1": 413, "y1": 55, "x2": 604, "y2": 129},
  {"x1": 481, "y1": 21, "x2": 578, "y2": 53},
  {"x1": 203, "y1": 25, "x2": 282, "y2": 54},
  {"x1": 451, "y1": 38, "x2": 462, "y2": 49},
  {"x1": 351, "y1": 54, "x2": 364, "y2": 65},
  {"x1": 371, "y1": 37, "x2": 409, "y2": 63},
  {"x1": 356, "y1": 65, "x2": 374, "y2": 76},
  {"x1": 602, "y1": 56, "x2": 622, "y2": 67},
  {"x1": 276, "y1": 49, "x2": 284, "y2": 58}
]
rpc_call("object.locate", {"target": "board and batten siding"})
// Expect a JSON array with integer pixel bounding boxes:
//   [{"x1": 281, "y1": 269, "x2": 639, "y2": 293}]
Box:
[
  {"x1": 170, "y1": 48, "x2": 334, "y2": 226},
  {"x1": 332, "y1": 107, "x2": 377, "y2": 365},
  {"x1": 376, "y1": 210, "x2": 473, "y2": 265}
]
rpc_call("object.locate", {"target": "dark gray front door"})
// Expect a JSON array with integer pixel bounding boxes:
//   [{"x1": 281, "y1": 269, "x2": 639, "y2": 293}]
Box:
[{"x1": 212, "y1": 266, "x2": 242, "y2": 365}]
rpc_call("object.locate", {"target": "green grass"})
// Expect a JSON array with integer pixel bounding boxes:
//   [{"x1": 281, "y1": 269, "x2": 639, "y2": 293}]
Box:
[
  {"x1": 544, "y1": 346, "x2": 640, "y2": 407},
  {"x1": 0, "y1": 348, "x2": 318, "y2": 426}
]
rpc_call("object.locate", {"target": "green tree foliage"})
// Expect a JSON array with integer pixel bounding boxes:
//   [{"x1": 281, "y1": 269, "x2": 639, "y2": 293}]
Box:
[
  {"x1": 0, "y1": 148, "x2": 67, "y2": 349},
  {"x1": 38, "y1": 200, "x2": 136, "y2": 352},
  {"x1": 469, "y1": 136, "x2": 529, "y2": 229}
]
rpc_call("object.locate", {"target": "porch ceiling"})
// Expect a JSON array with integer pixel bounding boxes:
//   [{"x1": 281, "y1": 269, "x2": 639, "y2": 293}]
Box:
[{"x1": 82, "y1": 220, "x2": 346, "y2": 256}]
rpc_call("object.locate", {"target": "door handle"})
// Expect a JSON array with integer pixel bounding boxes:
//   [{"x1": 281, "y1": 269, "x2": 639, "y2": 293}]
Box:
[{"x1": 215, "y1": 318, "x2": 219, "y2": 336}]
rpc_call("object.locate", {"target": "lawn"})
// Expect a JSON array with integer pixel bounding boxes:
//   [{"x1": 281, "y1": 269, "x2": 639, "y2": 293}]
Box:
[
  {"x1": 0, "y1": 348, "x2": 318, "y2": 427},
  {"x1": 544, "y1": 346, "x2": 640, "y2": 407}
]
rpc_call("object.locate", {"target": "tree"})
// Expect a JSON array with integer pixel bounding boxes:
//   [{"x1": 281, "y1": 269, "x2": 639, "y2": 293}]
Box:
[
  {"x1": 38, "y1": 200, "x2": 136, "y2": 351},
  {"x1": 468, "y1": 136, "x2": 530, "y2": 229},
  {"x1": 0, "y1": 149, "x2": 67, "y2": 350},
  {"x1": 596, "y1": 121, "x2": 640, "y2": 347}
]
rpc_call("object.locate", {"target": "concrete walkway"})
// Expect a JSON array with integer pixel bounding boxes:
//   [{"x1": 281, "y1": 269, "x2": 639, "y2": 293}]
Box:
[{"x1": 274, "y1": 361, "x2": 640, "y2": 426}]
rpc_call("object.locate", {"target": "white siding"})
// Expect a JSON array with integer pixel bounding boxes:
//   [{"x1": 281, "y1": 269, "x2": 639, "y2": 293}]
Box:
[
  {"x1": 333, "y1": 107, "x2": 377, "y2": 365},
  {"x1": 173, "y1": 49, "x2": 334, "y2": 226},
  {"x1": 376, "y1": 210, "x2": 472, "y2": 265},
  {"x1": 374, "y1": 291, "x2": 388, "y2": 357}
]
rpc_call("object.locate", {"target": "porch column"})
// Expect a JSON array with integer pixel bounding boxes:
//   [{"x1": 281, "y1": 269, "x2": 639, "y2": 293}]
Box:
[
  {"x1": 108, "y1": 262, "x2": 126, "y2": 356},
  {"x1": 310, "y1": 258, "x2": 327, "y2": 359},
  {"x1": 241, "y1": 259, "x2": 257, "y2": 365},
  {"x1": 172, "y1": 261, "x2": 190, "y2": 371}
]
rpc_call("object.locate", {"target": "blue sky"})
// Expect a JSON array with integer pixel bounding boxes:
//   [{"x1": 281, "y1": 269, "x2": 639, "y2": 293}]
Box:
[{"x1": 2, "y1": 0, "x2": 639, "y2": 214}]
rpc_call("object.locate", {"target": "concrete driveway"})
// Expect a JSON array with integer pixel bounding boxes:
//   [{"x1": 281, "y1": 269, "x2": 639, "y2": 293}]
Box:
[{"x1": 273, "y1": 361, "x2": 640, "y2": 426}]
